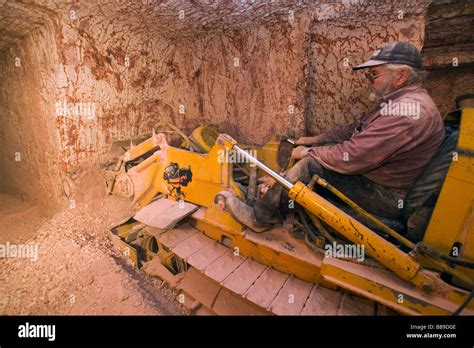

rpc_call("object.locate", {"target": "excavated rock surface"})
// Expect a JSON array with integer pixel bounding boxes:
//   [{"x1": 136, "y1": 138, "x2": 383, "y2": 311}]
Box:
[
  {"x1": 0, "y1": 1, "x2": 435, "y2": 210},
  {"x1": 0, "y1": 170, "x2": 185, "y2": 315}
]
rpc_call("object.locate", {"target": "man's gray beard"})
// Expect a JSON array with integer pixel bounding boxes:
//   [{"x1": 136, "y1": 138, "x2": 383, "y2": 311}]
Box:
[{"x1": 368, "y1": 80, "x2": 396, "y2": 102}]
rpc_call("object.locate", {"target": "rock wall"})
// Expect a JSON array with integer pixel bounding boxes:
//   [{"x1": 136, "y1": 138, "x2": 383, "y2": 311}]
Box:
[
  {"x1": 424, "y1": 66, "x2": 474, "y2": 116},
  {"x1": 422, "y1": 0, "x2": 474, "y2": 116},
  {"x1": 0, "y1": 23, "x2": 63, "y2": 208},
  {"x1": 160, "y1": 1, "x2": 433, "y2": 144},
  {"x1": 53, "y1": 8, "x2": 200, "y2": 171},
  {"x1": 178, "y1": 14, "x2": 311, "y2": 145},
  {"x1": 2, "y1": 0, "x2": 466, "y2": 210}
]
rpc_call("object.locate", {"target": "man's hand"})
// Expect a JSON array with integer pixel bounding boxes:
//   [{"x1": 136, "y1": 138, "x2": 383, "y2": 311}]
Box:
[
  {"x1": 291, "y1": 146, "x2": 310, "y2": 160},
  {"x1": 295, "y1": 135, "x2": 325, "y2": 146}
]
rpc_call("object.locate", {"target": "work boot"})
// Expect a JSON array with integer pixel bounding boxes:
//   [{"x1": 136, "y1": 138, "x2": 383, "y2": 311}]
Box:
[
  {"x1": 253, "y1": 183, "x2": 285, "y2": 225},
  {"x1": 215, "y1": 190, "x2": 274, "y2": 232}
]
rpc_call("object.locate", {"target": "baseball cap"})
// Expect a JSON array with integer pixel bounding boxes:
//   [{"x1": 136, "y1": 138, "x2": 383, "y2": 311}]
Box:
[{"x1": 352, "y1": 41, "x2": 423, "y2": 70}]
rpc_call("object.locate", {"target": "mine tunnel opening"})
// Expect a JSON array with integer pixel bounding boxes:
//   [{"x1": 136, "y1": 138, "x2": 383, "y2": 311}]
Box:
[{"x1": 0, "y1": 49, "x2": 54, "y2": 243}]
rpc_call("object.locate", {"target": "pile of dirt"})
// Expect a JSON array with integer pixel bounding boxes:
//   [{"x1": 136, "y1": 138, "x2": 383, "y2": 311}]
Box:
[
  {"x1": 0, "y1": 194, "x2": 49, "y2": 244},
  {"x1": 0, "y1": 171, "x2": 186, "y2": 315}
]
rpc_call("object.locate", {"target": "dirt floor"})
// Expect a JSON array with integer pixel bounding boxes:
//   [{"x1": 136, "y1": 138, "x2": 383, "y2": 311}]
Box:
[{"x1": 0, "y1": 169, "x2": 186, "y2": 315}]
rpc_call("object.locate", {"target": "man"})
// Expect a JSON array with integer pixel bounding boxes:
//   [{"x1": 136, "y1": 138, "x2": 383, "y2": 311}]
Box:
[{"x1": 253, "y1": 41, "x2": 445, "y2": 226}]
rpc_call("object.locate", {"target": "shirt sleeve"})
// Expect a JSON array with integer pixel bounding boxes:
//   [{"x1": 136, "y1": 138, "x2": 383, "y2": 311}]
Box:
[
  {"x1": 307, "y1": 116, "x2": 417, "y2": 175},
  {"x1": 317, "y1": 120, "x2": 358, "y2": 144}
]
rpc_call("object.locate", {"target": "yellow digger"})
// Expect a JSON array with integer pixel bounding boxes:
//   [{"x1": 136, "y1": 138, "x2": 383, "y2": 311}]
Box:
[{"x1": 101, "y1": 108, "x2": 474, "y2": 316}]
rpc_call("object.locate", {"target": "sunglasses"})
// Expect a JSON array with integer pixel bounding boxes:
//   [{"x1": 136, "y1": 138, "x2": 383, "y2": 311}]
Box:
[{"x1": 364, "y1": 71, "x2": 388, "y2": 82}]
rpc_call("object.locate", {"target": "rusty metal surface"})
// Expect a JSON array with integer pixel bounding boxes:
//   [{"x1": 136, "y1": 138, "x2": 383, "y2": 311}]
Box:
[
  {"x1": 336, "y1": 292, "x2": 375, "y2": 316},
  {"x1": 300, "y1": 283, "x2": 343, "y2": 316},
  {"x1": 204, "y1": 249, "x2": 247, "y2": 283},
  {"x1": 244, "y1": 267, "x2": 290, "y2": 309}
]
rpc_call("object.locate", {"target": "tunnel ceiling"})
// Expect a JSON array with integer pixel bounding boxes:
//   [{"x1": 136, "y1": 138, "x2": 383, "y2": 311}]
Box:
[{"x1": 0, "y1": 0, "x2": 313, "y2": 51}]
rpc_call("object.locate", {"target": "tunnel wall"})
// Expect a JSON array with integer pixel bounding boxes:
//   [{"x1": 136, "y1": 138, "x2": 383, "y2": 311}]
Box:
[
  {"x1": 177, "y1": 14, "x2": 311, "y2": 145},
  {"x1": 169, "y1": 1, "x2": 432, "y2": 144},
  {"x1": 52, "y1": 7, "x2": 313, "y2": 164},
  {"x1": 54, "y1": 8, "x2": 205, "y2": 172},
  {"x1": 424, "y1": 66, "x2": 474, "y2": 116},
  {"x1": 3, "y1": 0, "x2": 466, "y2": 210},
  {"x1": 422, "y1": 1, "x2": 474, "y2": 116},
  {"x1": 0, "y1": 23, "x2": 63, "y2": 208}
]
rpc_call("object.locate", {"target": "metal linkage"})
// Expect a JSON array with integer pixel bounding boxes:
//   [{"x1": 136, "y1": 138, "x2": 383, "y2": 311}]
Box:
[{"x1": 233, "y1": 144, "x2": 293, "y2": 190}]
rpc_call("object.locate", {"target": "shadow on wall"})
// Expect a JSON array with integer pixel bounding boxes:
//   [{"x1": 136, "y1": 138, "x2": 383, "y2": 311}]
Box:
[
  {"x1": 425, "y1": 66, "x2": 474, "y2": 117},
  {"x1": 422, "y1": 0, "x2": 474, "y2": 116}
]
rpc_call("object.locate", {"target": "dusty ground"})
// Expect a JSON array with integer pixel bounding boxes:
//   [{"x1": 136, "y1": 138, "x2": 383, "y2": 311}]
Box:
[{"x1": 0, "y1": 169, "x2": 185, "y2": 315}]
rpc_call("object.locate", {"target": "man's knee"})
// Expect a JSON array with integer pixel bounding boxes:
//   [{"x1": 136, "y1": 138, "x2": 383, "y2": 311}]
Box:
[{"x1": 285, "y1": 156, "x2": 324, "y2": 184}]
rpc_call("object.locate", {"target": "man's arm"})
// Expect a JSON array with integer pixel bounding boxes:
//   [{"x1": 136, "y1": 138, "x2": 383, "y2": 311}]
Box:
[
  {"x1": 296, "y1": 119, "x2": 358, "y2": 146},
  {"x1": 306, "y1": 116, "x2": 417, "y2": 175}
]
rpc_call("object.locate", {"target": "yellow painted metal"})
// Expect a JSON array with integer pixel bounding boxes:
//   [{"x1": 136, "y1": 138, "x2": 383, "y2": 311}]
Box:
[
  {"x1": 313, "y1": 174, "x2": 473, "y2": 288},
  {"x1": 109, "y1": 206, "x2": 472, "y2": 315},
  {"x1": 116, "y1": 138, "x2": 243, "y2": 209},
  {"x1": 287, "y1": 182, "x2": 437, "y2": 289},
  {"x1": 314, "y1": 175, "x2": 416, "y2": 248},
  {"x1": 111, "y1": 127, "x2": 283, "y2": 209},
  {"x1": 106, "y1": 121, "x2": 474, "y2": 315},
  {"x1": 190, "y1": 125, "x2": 219, "y2": 153},
  {"x1": 107, "y1": 229, "x2": 139, "y2": 267},
  {"x1": 116, "y1": 132, "x2": 282, "y2": 210},
  {"x1": 201, "y1": 205, "x2": 244, "y2": 235},
  {"x1": 423, "y1": 108, "x2": 474, "y2": 281},
  {"x1": 109, "y1": 220, "x2": 185, "y2": 274},
  {"x1": 189, "y1": 125, "x2": 280, "y2": 172},
  {"x1": 247, "y1": 137, "x2": 281, "y2": 174},
  {"x1": 124, "y1": 133, "x2": 160, "y2": 162},
  {"x1": 321, "y1": 258, "x2": 474, "y2": 315},
  {"x1": 289, "y1": 181, "x2": 471, "y2": 309}
]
